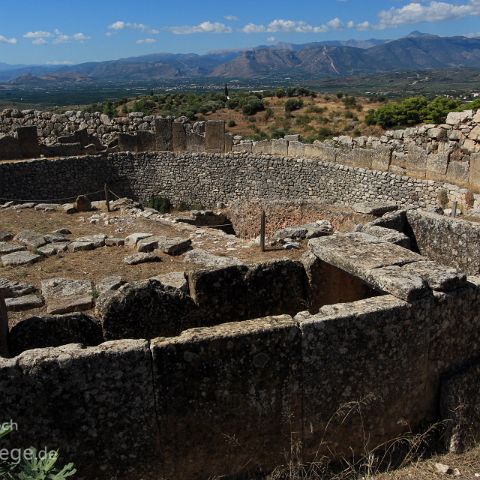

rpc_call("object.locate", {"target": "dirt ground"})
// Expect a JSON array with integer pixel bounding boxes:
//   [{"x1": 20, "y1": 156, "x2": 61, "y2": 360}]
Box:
[{"x1": 0, "y1": 203, "x2": 310, "y2": 326}]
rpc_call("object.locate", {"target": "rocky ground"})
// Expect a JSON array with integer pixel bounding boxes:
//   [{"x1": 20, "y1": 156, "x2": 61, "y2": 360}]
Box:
[{"x1": 2, "y1": 199, "x2": 336, "y2": 327}]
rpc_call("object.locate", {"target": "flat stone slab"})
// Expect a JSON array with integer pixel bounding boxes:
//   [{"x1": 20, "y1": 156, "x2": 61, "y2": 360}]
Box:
[
  {"x1": 41, "y1": 278, "x2": 94, "y2": 314},
  {"x1": 363, "y1": 225, "x2": 411, "y2": 249},
  {"x1": 157, "y1": 237, "x2": 192, "y2": 256},
  {"x1": 125, "y1": 233, "x2": 153, "y2": 247},
  {"x1": 74, "y1": 234, "x2": 107, "y2": 248},
  {"x1": 52, "y1": 228, "x2": 72, "y2": 235},
  {"x1": 68, "y1": 241, "x2": 95, "y2": 253},
  {"x1": 97, "y1": 275, "x2": 126, "y2": 294},
  {"x1": 183, "y1": 248, "x2": 243, "y2": 267},
  {"x1": 0, "y1": 278, "x2": 36, "y2": 298},
  {"x1": 309, "y1": 232, "x2": 422, "y2": 274},
  {"x1": 273, "y1": 221, "x2": 333, "y2": 243},
  {"x1": 38, "y1": 243, "x2": 69, "y2": 257},
  {"x1": 124, "y1": 252, "x2": 161, "y2": 265},
  {"x1": 401, "y1": 261, "x2": 466, "y2": 292},
  {"x1": 13, "y1": 202, "x2": 36, "y2": 210},
  {"x1": 352, "y1": 202, "x2": 398, "y2": 216},
  {"x1": 14, "y1": 230, "x2": 47, "y2": 249},
  {"x1": 1, "y1": 251, "x2": 41, "y2": 267},
  {"x1": 0, "y1": 242, "x2": 26, "y2": 255},
  {"x1": 0, "y1": 231, "x2": 13, "y2": 242},
  {"x1": 105, "y1": 237, "x2": 125, "y2": 247},
  {"x1": 5, "y1": 294, "x2": 44, "y2": 312},
  {"x1": 152, "y1": 272, "x2": 188, "y2": 293},
  {"x1": 44, "y1": 233, "x2": 70, "y2": 243},
  {"x1": 34, "y1": 203, "x2": 60, "y2": 211},
  {"x1": 137, "y1": 236, "x2": 162, "y2": 253}
]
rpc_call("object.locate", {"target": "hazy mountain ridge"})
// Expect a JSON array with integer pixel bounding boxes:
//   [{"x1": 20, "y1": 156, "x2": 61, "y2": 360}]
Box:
[{"x1": 2, "y1": 32, "x2": 480, "y2": 84}]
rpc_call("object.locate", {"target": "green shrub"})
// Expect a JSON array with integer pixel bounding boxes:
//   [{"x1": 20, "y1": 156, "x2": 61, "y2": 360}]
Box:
[
  {"x1": 227, "y1": 120, "x2": 237, "y2": 128},
  {"x1": 242, "y1": 98, "x2": 265, "y2": 116},
  {"x1": 285, "y1": 98, "x2": 304, "y2": 113},
  {"x1": 437, "y1": 189, "x2": 449, "y2": 208},
  {"x1": 148, "y1": 196, "x2": 172, "y2": 214}
]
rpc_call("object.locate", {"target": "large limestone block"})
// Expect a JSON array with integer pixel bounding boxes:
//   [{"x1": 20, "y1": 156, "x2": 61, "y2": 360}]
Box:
[
  {"x1": 8, "y1": 312, "x2": 103, "y2": 356},
  {"x1": 304, "y1": 143, "x2": 336, "y2": 162},
  {"x1": 205, "y1": 120, "x2": 225, "y2": 153},
  {"x1": 0, "y1": 341, "x2": 158, "y2": 477},
  {"x1": 287, "y1": 141, "x2": 305, "y2": 157},
  {"x1": 151, "y1": 316, "x2": 302, "y2": 479},
  {"x1": 252, "y1": 139, "x2": 272, "y2": 155},
  {"x1": 299, "y1": 295, "x2": 431, "y2": 457},
  {"x1": 155, "y1": 117, "x2": 173, "y2": 151},
  {"x1": 446, "y1": 160, "x2": 470, "y2": 186},
  {"x1": 426, "y1": 153, "x2": 449, "y2": 181},
  {"x1": 96, "y1": 279, "x2": 196, "y2": 339},
  {"x1": 446, "y1": 110, "x2": 473, "y2": 126},
  {"x1": 172, "y1": 122, "x2": 187, "y2": 152},
  {"x1": 271, "y1": 138, "x2": 288, "y2": 156},
  {"x1": 41, "y1": 278, "x2": 94, "y2": 315}
]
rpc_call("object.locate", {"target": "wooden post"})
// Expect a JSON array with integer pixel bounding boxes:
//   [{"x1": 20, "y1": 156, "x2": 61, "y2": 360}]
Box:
[
  {"x1": 104, "y1": 183, "x2": 111, "y2": 212},
  {"x1": 0, "y1": 289, "x2": 9, "y2": 357},
  {"x1": 452, "y1": 201, "x2": 458, "y2": 218},
  {"x1": 260, "y1": 210, "x2": 266, "y2": 252}
]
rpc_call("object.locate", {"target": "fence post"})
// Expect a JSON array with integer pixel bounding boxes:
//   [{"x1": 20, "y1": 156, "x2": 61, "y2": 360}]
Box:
[
  {"x1": 260, "y1": 210, "x2": 266, "y2": 252},
  {"x1": 452, "y1": 201, "x2": 458, "y2": 218},
  {"x1": 105, "y1": 183, "x2": 111, "y2": 212},
  {"x1": 0, "y1": 289, "x2": 8, "y2": 357}
]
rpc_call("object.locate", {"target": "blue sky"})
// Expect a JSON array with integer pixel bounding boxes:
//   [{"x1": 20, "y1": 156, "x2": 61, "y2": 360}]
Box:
[{"x1": 1, "y1": 0, "x2": 480, "y2": 65}]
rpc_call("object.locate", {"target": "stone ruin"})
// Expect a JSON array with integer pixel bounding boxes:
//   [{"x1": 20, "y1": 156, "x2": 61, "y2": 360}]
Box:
[{"x1": 1, "y1": 110, "x2": 480, "y2": 479}]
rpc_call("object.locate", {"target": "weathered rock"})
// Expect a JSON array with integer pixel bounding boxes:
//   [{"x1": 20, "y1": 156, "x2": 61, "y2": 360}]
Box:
[
  {"x1": 0, "y1": 242, "x2": 26, "y2": 254},
  {"x1": 105, "y1": 237, "x2": 125, "y2": 247},
  {"x1": 446, "y1": 110, "x2": 473, "y2": 126},
  {"x1": 41, "y1": 278, "x2": 94, "y2": 314},
  {"x1": 63, "y1": 203, "x2": 77, "y2": 214},
  {"x1": 14, "y1": 230, "x2": 47, "y2": 249},
  {"x1": 0, "y1": 231, "x2": 13, "y2": 242},
  {"x1": 74, "y1": 234, "x2": 107, "y2": 248},
  {"x1": 124, "y1": 252, "x2": 161, "y2": 265},
  {"x1": 184, "y1": 248, "x2": 243, "y2": 267},
  {"x1": 363, "y1": 225, "x2": 411, "y2": 248},
  {"x1": 5, "y1": 294, "x2": 44, "y2": 312},
  {"x1": 152, "y1": 272, "x2": 188, "y2": 294},
  {"x1": 441, "y1": 361, "x2": 480, "y2": 453},
  {"x1": 96, "y1": 279, "x2": 196, "y2": 339},
  {"x1": 136, "y1": 236, "x2": 161, "y2": 253},
  {"x1": 53, "y1": 228, "x2": 72, "y2": 235},
  {"x1": 157, "y1": 237, "x2": 192, "y2": 256},
  {"x1": 1, "y1": 251, "x2": 41, "y2": 267},
  {"x1": 352, "y1": 202, "x2": 398, "y2": 216},
  {"x1": 44, "y1": 233, "x2": 69, "y2": 243},
  {"x1": 13, "y1": 202, "x2": 36, "y2": 210},
  {"x1": 75, "y1": 195, "x2": 92, "y2": 212},
  {"x1": 8, "y1": 313, "x2": 103, "y2": 356},
  {"x1": 34, "y1": 203, "x2": 60, "y2": 212},
  {"x1": 96, "y1": 276, "x2": 126, "y2": 294},
  {"x1": 0, "y1": 279, "x2": 36, "y2": 298},
  {"x1": 273, "y1": 221, "x2": 333, "y2": 244},
  {"x1": 68, "y1": 241, "x2": 94, "y2": 253},
  {"x1": 125, "y1": 232, "x2": 152, "y2": 247}
]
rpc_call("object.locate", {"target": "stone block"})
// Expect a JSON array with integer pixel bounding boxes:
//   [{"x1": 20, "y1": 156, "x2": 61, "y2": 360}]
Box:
[
  {"x1": 205, "y1": 120, "x2": 225, "y2": 153},
  {"x1": 8, "y1": 313, "x2": 103, "y2": 356},
  {"x1": 0, "y1": 341, "x2": 158, "y2": 478},
  {"x1": 426, "y1": 153, "x2": 449, "y2": 181},
  {"x1": 136, "y1": 131, "x2": 156, "y2": 152},
  {"x1": 232, "y1": 141, "x2": 252, "y2": 153},
  {"x1": 299, "y1": 295, "x2": 431, "y2": 458},
  {"x1": 370, "y1": 147, "x2": 392, "y2": 172},
  {"x1": 118, "y1": 133, "x2": 137, "y2": 152},
  {"x1": 224, "y1": 133, "x2": 233, "y2": 153},
  {"x1": 186, "y1": 132, "x2": 205, "y2": 152},
  {"x1": 96, "y1": 279, "x2": 196, "y2": 339},
  {"x1": 304, "y1": 143, "x2": 336, "y2": 162},
  {"x1": 41, "y1": 278, "x2": 94, "y2": 315},
  {"x1": 151, "y1": 316, "x2": 302, "y2": 479},
  {"x1": 469, "y1": 153, "x2": 480, "y2": 189},
  {"x1": 271, "y1": 138, "x2": 288, "y2": 156},
  {"x1": 172, "y1": 122, "x2": 187, "y2": 152},
  {"x1": 405, "y1": 144, "x2": 428, "y2": 179},
  {"x1": 5, "y1": 294, "x2": 44, "y2": 312},
  {"x1": 287, "y1": 141, "x2": 305, "y2": 157},
  {"x1": 1, "y1": 251, "x2": 41, "y2": 267},
  {"x1": 16, "y1": 126, "x2": 39, "y2": 158},
  {"x1": 0, "y1": 135, "x2": 20, "y2": 160},
  {"x1": 446, "y1": 160, "x2": 470, "y2": 186},
  {"x1": 252, "y1": 139, "x2": 272, "y2": 155},
  {"x1": 155, "y1": 117, "x2": 173, "y2": 151}
]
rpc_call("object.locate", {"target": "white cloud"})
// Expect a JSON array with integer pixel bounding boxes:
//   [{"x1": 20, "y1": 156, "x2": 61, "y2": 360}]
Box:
[
  {"x1": 242, "y1": 19, "x2": 328, "y2": 34},
  {"x1": 377, "y1": 1, "x2": 480, "y2": 29},
  {"x1": 327, "y1": 17, "x2": 343, "y2": 29},
  {"x1": 108, "y1": 21, "x2": 160, "y2": 35},
  {"x1": 136, "y1": 38, "x2": 157, "y2": 44},
  {"x1": 225, "y1": 15, "x2": 239, "y2": 21},
  {"x1": 24, "y1": 31, "x2": 52, "y2": 39},
  {"x1": 170, "y1": 21, "x2": 232, "y2": 34},
  {"x1": 23, "y1": 29, "x2": 90, "y2": 44},
  {"x1": 267, "y1": 36, "x2": 276, "y2": 43},
  {"x1": 0, "y1": 35, "x2": 17, "y2": 45},
  {"x1": 46, "y1": 60, "x2": 73, "y2": 65},
  {"x1": 32, "y1": 38, "x2": 47, "y2": 45}
]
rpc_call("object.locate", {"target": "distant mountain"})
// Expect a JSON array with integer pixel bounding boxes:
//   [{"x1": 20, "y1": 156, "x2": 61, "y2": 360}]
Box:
[{"x1": 2, "y1": 32, "x2": 480, "y2": 84}]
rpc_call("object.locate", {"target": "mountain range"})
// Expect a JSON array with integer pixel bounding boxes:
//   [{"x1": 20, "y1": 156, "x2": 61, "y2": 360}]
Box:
[{"x1": 2, "y1": 32, "x2": 480, "y2": 85}]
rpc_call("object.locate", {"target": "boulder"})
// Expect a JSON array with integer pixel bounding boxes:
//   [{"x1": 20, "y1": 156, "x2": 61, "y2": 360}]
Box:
[
  {"x1": 8, "y1": 313, "x2": 103, "y2": 356},
  {"x1": 0, "y1": 278, "x2": 36, "y2": 298},
  {"x1": 5, "y1": 294, "x2": 44, "y2": 312},
  {"x1": 0, "y1": 242, "x2": 26, "y2": 254},
  {"x1": 96, "y1": 279, "x2": 196, "y2": 339},
  {"x1": 124, "y1": 252, "x2": 161, "y2": 265},
  {"x1": 14, "y1": 230, "x2": 47, "y2": 249},
  {"x1": 352, "y1": 202, "x2": 398, "y2": 216},
  {"x1": 125, "y1": 233, "x2": 153, "y2": 247},
  {"x1": 445, "y1": 110, "x2": 473, "y2": 126},
  {"x1": 75, "y1": 195, "x2": 92, "y2": 212}
]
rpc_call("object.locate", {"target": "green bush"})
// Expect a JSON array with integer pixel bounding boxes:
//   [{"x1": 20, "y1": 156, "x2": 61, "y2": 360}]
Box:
[
  {"x1": 227, "y1": 120, "x2": 237, "y2": 128},
  {"x1": 242, "y1": 97, "x2": 265, "y2": 116},
  {"x1": 285, "y1": 98, "x2": 304, "y2": 113},
  {"x1": 148, "y1": 196, "x2": 172, "y2": 214}
]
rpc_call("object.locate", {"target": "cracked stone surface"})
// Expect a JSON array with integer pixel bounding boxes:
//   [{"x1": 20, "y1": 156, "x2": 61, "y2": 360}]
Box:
[
  {"x1": 0, "y1": 242, "x2": 26, "y2": 255},
  {"x1": 41, "y1": 278, "x2": 94, "y2": 315},
  {"x1": 14, "y1": 230, "x2": 47, "y2": 249},
  {"x1": 1, "y1": 251, "x2": 41, "y2": 267},
  {"x1": 183, "y1": 248, "x2": 243, "y2": 267},
  {"x1": 124, "y1": 252, "x2": 161, "y2": 265},
  {"x1": 5, "y1": 294, "x2": 44, "y2": 312}
]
